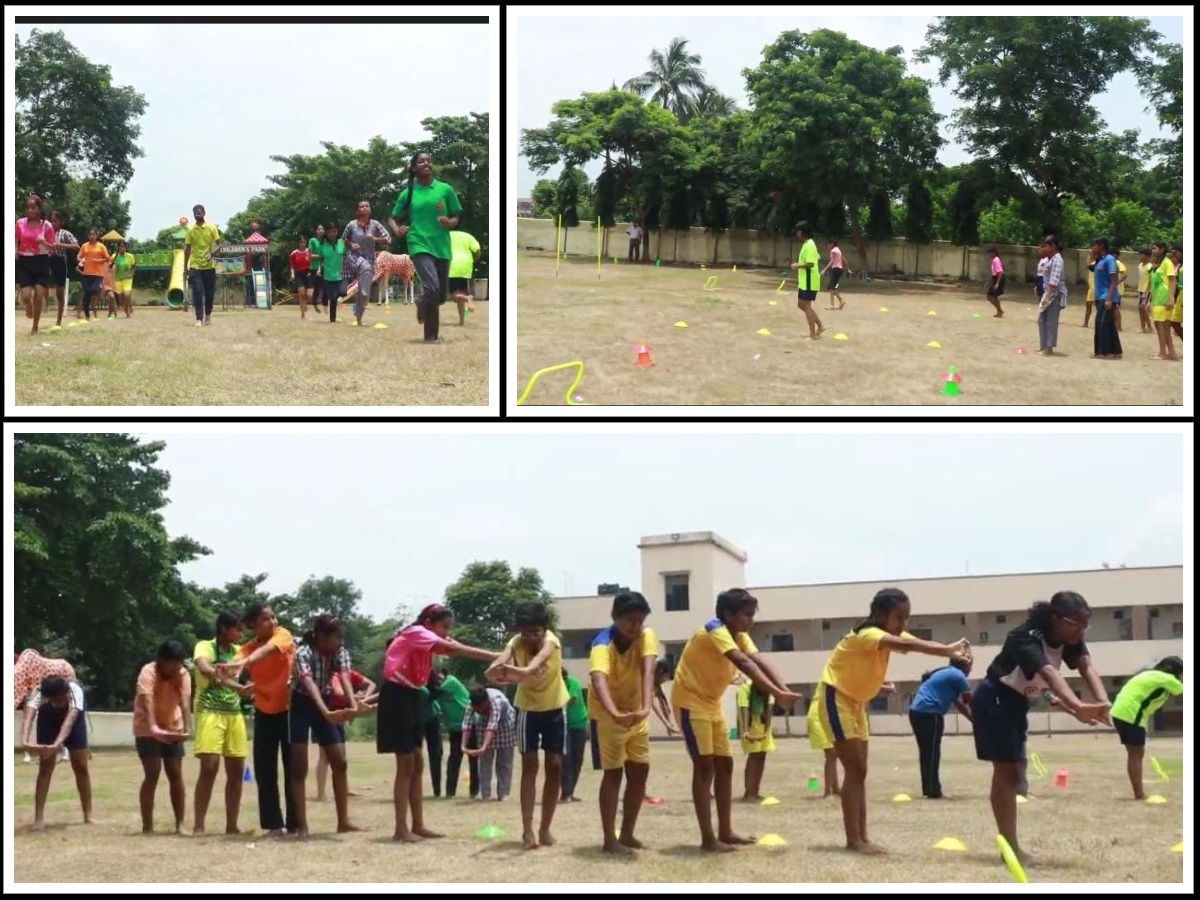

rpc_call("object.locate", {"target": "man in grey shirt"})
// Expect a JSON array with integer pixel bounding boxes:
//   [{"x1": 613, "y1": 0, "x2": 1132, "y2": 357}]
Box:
[{"x1": 342, "y1": 201, "x2": 392, "y2": 325}]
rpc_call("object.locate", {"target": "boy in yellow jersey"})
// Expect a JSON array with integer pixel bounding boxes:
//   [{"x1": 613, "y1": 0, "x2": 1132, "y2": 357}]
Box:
[
  {"x1": 815, "y1": 588, "x2": 970, "y2": 855},
  {"x1": 588, "y1": 591, "x2": 657, "y2": 855},
  {"x1": 487, "y1": 601, "x2": 569, "y2": 851},
  {"x1": 671, "y1": 588, "x2": 799, "y2": 853}
]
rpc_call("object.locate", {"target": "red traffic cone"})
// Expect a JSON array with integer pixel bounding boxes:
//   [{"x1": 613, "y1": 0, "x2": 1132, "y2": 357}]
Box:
[
  {"x1": 635, "y1": 341, "x2": 655, "y2": 367},
  {"x1": 1054, "y1": 767, "x2": 1070, "y2": 788},
  {"x1": 1013, "y1": 347, "x2": 1029, "y2": 355}
]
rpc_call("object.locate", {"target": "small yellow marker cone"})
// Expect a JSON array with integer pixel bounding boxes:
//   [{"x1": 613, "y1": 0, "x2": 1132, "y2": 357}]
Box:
[
  {"x1": 1016, "y1": 795, "x2": 1029, "y2": 804},
  {"x1": 1172, "y1": 842, "x2": 1183, "y2": 853},
  {"x1": 768, "y1": 300, "x2": 778, "y2": 306},
  {"x1": 879, "y1": 306, "x2": 889, "y2": 312},
  {"x1": 757, "y1": 328, "x2": 772, "y2": 336},
  {"x1": 67, "y1": 321, "x2": 79, "y2": 328},
  {"x1": 933, "y1": 837, "x2": 967, "y2": 852},
  {"x1": 927, "y1": 310, "x2": 938, "y2": 316},
  {"x1": 1146, "y1": 794, "x2": 1168, "y2": 804},
  {"x1": 373, "y1": 323, "x2": 388, "y2": 329},
  {"x1": 833, "y1": 332, "x2": 849, "y2": 340},
  {"x1": 892, "y1": 793, "x2": 912, "y2": 803},
  {"x1": 928, "y1": 340, "x2": 942, "y2": 348},
  {"x1": 760, "y1": 797, "x2": 781, "y2": 807},
  {"x1": 732, "y1": 264, "x2": 737, "y2": 272},
  {"x1": 996, "y1": 835, "x2": 1028, "y2": 884},
  {"x1": 349, "y1": 320, "x2": 359, "y2": 327},
  {"x1": 674, "y1": 321, "x2": 688, "y2": 328},
  {"x1": 49, "y1": 325, "x2": 61, "y2": 332},
  {"x1": 756, "y1": 833, "x2": 787, "y2": 848}
]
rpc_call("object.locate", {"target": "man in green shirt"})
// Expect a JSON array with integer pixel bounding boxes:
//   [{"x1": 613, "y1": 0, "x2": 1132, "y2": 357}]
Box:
[
  {"x1": 389, "y1": 151, "x2": 463, "y2": 344},
  {"x1": 790, "y1": 220, "x2": 825, "y2": 341},
  {"x1": 430, "y1": 669, "x2": 478, "y2": 798},
  {"x1": 560, "y1": 671, "x2": 590, "y2": 802}
]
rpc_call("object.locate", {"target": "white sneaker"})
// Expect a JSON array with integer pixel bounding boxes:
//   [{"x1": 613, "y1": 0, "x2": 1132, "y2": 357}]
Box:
[
  {"x1": 204, "y1": 315, "x2": 211, "y2": 326},
  {"x1": 22, "y1": 753, "x2": 31, "y2": 764},
  {"x1": 194, "y1": 320, "x2": 202, "y2": 327}
]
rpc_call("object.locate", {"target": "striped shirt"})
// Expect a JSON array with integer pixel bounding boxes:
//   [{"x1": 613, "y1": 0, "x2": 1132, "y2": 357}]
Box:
[
  {"x1": 27, "y1": 680, "x2": 85, "y2": 710},
  {"x1": 1046, "y1": 253, "x2": 1067, "y2": 307},
  {"x1": 463, "y1": 688, "x2": 516, "y2": 748},
  {"x1": 292, "y1": 644, "x2": 351, "y2": 694},
  {"x1": 53, "y1": 228, "x2": 78, "y2": 258}
]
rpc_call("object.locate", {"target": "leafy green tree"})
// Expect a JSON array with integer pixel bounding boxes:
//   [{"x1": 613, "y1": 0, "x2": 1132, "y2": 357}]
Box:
[
  {"x1": 1059, "y1": 198, "x2": 1101, "y2": 250},
  {"x1": 14, "y1": 434, "x2": 211, "y2": 707},
  {"x1": 916, "y1": 15, "x2": 1160, "y2": 234},
  {"x1": 14, "y1": 29, "x2": 148, "y2": 210},
  {"x1": 866, "y1": 190, "x2": 893, "y2": 242},
  {"x1": 742, "y1": 29, "x2": 942, "y2": 270},
  {"x1": 902, "y1": 175, "x2": 934, "y2": 268},
  {"x1": 690, "y1": 86, "x2": 738, "y2": 121},
  {"x1": 622, "y1": 37, "x2": 708, "y2": 119},
  {"x1": 1101, "y1": 201, "x2": 1158, "y2": 252},
  {"x1": 273, "y1": 575, "x2": 374, "y2": 655},
  {"x1": 442, "y1": 562, "x2": 556, "y2": 686},
  {"x1": 977, "y1": 199, "x2": 1042, "y2": 246},
  {"x1": 531, "y1": 179, "x2": 558, "y2": 219},
  {"x1": 63, "y1": 178, "x2": 131, "y2": 237},
  {"x1": 1136, "y1": 41, "x2": 1182, "y2": 187}
]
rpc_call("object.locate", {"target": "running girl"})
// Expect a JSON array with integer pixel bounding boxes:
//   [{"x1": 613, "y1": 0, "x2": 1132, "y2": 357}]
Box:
[
  {"x1": 47, "y1": 211, "x2": 79, "y2": 327},
  {"x1": 972, "y1": 591, "x2": 1111, "y2": 866},
  {"x1": 110, "y1": 241, "x2": 137, "y2": 318},
  {"x1": 789, "y1": 221, "x2": 825, "y2": 339},
  {"x1": 15, "y1": 194, "x2": 57, "y2": 334},
  {"x1": 319, "y1": 222, "x2": 348, "y2": 323},
  {"x1": 75, "y1": 229, "x2": 111, "y2": 322},
  {"x1": 290, "y1": 236, "x2": 314, "y2": 320},
  {"x1": 307, "y1": 225, "x2": 325, "y2": 314},
  {"x1": 1111, "y1": 657, "x2": 1183, "y2": 800},
  {"x1": 986, "y1": 246, "x2": 1005, "y2": 317},
  {"x1": 814, "y1": 588, "x2": 970, "y2": 854},
  {"x1": 378, "y1": 604, "x2": 497, "y2": 843},
  {"x1": 821, "y1": 238, "x2": 851, "y2": 310}
]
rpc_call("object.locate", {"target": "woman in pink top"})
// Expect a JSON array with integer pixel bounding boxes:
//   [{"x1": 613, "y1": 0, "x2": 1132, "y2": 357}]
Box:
[
  {"x1": 821, "y1": 238, "x2": 853, "y2": 310},
  {"x1": 377, "y1": 603, "x2": 497, "y2": 843},
  {"x1": 986, "y1": 246, "x2": 1006, "y2": 318},
  {"x1": 15, "y1": 194, "x2": 58, "y2": 335}
]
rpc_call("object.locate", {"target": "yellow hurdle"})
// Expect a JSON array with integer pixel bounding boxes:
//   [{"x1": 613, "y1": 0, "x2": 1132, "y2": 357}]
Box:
[
  {"x1": 775, "y1": 279, "x2": 786, "y2": 293},
  {"x1": 704, "y1": 276, "x2": 719, "y2": 291},
  {"x1": 516, "y1": 361, "x2": 588, "y2": 406}
]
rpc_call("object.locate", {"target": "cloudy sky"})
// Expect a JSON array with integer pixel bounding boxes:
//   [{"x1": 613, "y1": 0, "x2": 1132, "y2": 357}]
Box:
[
  {"x1": 145, "y1": 431, "x2": 1185, "y2": 623},
  {"x1": 514, "y1": 13, "x2": 1184, "y2": 197},
  {"x1": 14, "y1": 20, "x2": 489, "y2": 240}
]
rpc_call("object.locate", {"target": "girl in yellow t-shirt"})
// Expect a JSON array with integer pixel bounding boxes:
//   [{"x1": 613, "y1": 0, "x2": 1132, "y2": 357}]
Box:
[
  {"x1": 1148, "y1": 242, "x2": 1177, "y2": 361},
  {"x1": 1169, "y1": 245, "x2": 1183, "y2": 338},
  {"x1": 736, "y1": 679, "x2": 774, "y2": 801}
]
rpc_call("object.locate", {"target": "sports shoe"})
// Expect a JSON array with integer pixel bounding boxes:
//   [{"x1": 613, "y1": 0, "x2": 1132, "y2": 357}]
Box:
[
  {"x1": 204, "y1": 315, "x2": 211, "y2": 326},
  {"x1": 194, "y1": 320, "x2": 203, "y2": 327}
]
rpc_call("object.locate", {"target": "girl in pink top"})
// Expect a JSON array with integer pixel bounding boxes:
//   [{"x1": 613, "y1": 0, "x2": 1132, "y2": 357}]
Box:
[
  {"x1": 821, "y1": 238, "x2": 854, "y2": 310},
  {"x1": 15, "y1": 194, "x2": 58, "y2": 335},
  {"x1": 378, "y1": 603, "x2": 496, "y2": 843},
  {"x1": 986, "y1": 246, "x2": 1006, "y2": 318}
]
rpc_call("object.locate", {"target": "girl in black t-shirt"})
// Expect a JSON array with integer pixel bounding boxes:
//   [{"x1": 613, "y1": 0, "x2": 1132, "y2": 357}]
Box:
[{"x1": 972, "y1": 591, "x2": 1111, "y2": 866}]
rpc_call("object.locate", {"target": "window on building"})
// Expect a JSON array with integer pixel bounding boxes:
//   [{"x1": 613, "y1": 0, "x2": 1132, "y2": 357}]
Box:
[
  {"x1": 908, "y1": 627, "x2": 933, "y2": 641},
  {"x1": 1171, "y1": 622, "x2": 1183, "y2": 638},
  {"x1": 1113, "y1": 609, "x2": 1125, "y2": 619},
  {"x1": 996, "y1": 614, "x2": 1007, "y2": 624},
  {"x1": 979, "y1": 631, "x2": 990, "y2": 643},
  {"x1": 1118, "y1": 619, "x2": 1133, "y2": 640},
  {"x1": 868, "y1": 695, "x2": 889, "y2": 712},
  {"x1": 959, "y1": 615, "x2": 966, "y2": 626},
  {"x1": 770, "y1": 633, "x2": 794, "y2": 652},
  {"x1": 664, "y1": 574, "x2": 690, "y2": 612},
  {"x1": 821, "y1": 620, "x2": 831, "y2": 631},
  {"x1": 1111, "y1": 676, "x2": 1125, "y2": 688},
  {"x1": 1149, "y1": 608, "x2": 1160, "y2": 619}
]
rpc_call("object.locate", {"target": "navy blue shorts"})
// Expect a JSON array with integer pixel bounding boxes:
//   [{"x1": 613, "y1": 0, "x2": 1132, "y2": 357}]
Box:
[
  {"x1": 36, "y1": 704, "x2": 88, "y2": 752},
  {"x1": 136, "y1": 736, "x2": 185, "y2": 759},
  {"x1": 1114, "y1": 718, "x2": 1146, "y2": 747},
  {"x1": 289, "y1": 690, "x2": 345, "y2": 747},
  {"x1": 797, "y1": 289, "x2": 818, "y2": 302},
  {"x1": 971, "y1": 678, "x2": 1028, "y2": 764},
  {"x1": 517, "y1": 708, "x2": 565, "y2": 756}
]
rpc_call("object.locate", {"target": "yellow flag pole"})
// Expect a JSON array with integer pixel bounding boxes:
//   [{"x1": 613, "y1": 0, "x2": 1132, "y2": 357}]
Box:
[
  {"x1": 597, "y1": 217, "x2": 601, "y2": 280},
  {"x1": 556, "y1": 214, "x2": 562, "y2": 276}
]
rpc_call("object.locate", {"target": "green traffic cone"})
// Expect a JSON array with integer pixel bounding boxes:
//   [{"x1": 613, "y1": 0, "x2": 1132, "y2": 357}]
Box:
[
  {"x1": 942, "y1": 365, "x2": 962, "y2": 396},
  {"x1": 806, "y1": 770, "x2": 820, "y2": 792},
  {"x1": 612, "y1": 256, "x2": 618, "y2": 264},
  {"x1": 655, "y1": 258, "x2": 661, "y2": 266}
]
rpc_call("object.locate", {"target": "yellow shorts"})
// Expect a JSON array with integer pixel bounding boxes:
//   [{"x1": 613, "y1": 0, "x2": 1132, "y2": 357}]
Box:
[
  {"x1": 590, "y1": 718, "x2": 650, "y2": 770},
  {"x1": 740, "y1": 729, "x2": 775, "y2": 755},
  {"x1": 193, "y1": 711, "x2": 248, "y2": 758},
  {"x1": 1170, "y1": 297, "x2": 1183, "y2": 324},
  {"x1": 114, "y1": 279, "x2": 133, "y2": 293},
  {"x1": 1151, "y1": 304, "x2": 1170, "y2": 323},
  {"x1": 676, "y1": 707, "x2": 731, "y2": 758},
  {"x1": 807, "y1": 694, "x2": 832, "y2": 751},
  {"x1": 814, "y1": 684, "x2": 869, "y2": 746}
]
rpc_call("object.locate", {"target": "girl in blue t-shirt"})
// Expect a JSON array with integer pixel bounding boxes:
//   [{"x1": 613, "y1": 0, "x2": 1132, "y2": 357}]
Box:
[{"x1": 908, "y1": 658, "x2": 973, "y2": 799}]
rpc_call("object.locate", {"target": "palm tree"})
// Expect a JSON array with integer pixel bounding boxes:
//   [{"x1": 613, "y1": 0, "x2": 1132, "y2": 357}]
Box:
[
  {"x1": 688, "y1": 86, "x2": 738, "y2": 122},
  {"x1": 622, "y1": 37, "x2": 708, "y2": 120}
]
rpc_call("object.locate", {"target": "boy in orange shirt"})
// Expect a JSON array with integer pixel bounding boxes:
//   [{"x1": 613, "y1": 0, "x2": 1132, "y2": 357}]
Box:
[{"x1": 133, "y1": 641, "x2": 192, "y2": 834}]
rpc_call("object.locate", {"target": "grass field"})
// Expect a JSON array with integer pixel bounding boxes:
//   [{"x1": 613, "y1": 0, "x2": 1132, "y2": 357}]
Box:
[
  {"x1": 516, "y1": 254, "x2": 1185, "y2": 406},
  {"x1": 13, "y1": 300, "x2": 489, "y2": 407},
  {"x1": 12, "y1": 733, "x2": 1184, "y2": 884}
]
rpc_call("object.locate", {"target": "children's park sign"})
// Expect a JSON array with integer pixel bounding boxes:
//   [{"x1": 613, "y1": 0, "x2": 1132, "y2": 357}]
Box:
[{"x1": 215, "y1": 244, "x2": 267, "y2": 255}]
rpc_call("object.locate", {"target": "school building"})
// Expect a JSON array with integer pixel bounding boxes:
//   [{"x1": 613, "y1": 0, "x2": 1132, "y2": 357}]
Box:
[{"x1": 555, "y1": 531, "x2": 1185, "y2": 738}]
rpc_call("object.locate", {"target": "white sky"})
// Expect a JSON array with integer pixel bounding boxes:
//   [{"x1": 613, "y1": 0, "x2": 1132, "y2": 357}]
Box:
[
  {"x1": 515, "y1": 13, "x2": 1185, "y2": 197},
  {"x1": 13, "y1": 21, "x2": 489, "y2": 240},
  {"x1": 147, "y1": 432, "x2": 1185, "y2": 623}
]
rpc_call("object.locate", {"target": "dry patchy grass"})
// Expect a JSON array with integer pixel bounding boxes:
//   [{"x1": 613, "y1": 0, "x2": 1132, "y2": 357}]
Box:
[
  {"x1": 13, "y1": 302, "x2": 489, "y2": 407},
  {"x1": 12, "y1": 733, "x2": 1184, "y2": 884},
  {"x1": 516, "y1": 254, "x2": 1184, "y2": 406}
]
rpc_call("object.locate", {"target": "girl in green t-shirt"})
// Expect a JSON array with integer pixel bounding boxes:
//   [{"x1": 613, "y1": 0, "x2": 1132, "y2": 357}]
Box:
[
  {"x1": 110, "y1": 240, "x2": 137, "y2": 318},
  {"x1": 389, "y1": 151, "x2": 463, "y2": 344},
  {"x1": 320, "y1": 221, "x2": 347, "y2": 323},
  {"x1": 308, "y1": 224, "x2": 326, "y2": 315}
]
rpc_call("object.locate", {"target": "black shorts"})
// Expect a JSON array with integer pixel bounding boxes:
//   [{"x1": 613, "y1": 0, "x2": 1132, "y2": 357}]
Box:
[
  {"x1": 797, "y1": 289, "x2": 818, "y2": 303},
  {"x1": 36, "y1": 704, "x2": 88, "y2": 752},
  {"x1": 971, "y1": 678, "x2": 1027, "y2": 764},
  {"x1": 1114, "y1": 718, "x2": 1147, "y2": 747},
  {"x1": 289, "y1": 691, "x2": 345, "y2": 746},
  {"x1": 517, "y1": 708, "x2": 566, "y2": 756},
  {"x1": 448, "y1": 277, "x2": 470, "y2": 294},
  {"x1": 81, "y1": 275, "x2": 103, "y2": 295},
  {"x1": 16, "y1": 255, "x2": 53, "y2": 289},
  {"x1": 136, "y1": 736, "x2": 186, "y2": 760},
  {"x1": 49, "y1": 255, "x2": 69, "y2": 287},
  {"x1": 828, "y1": 267, "x2": 844, "y2": 289},
  {"x1": 989, "y1": 274, "x2": 1006, "y2": 297},
  {"x1": 376, "y1": 682, "x2": 423, "y2": 755}
]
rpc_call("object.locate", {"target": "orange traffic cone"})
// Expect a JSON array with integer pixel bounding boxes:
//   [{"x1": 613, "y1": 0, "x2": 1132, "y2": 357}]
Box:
[{"x1": 635, "y1": 341, "x2": 655, "y2": 367}]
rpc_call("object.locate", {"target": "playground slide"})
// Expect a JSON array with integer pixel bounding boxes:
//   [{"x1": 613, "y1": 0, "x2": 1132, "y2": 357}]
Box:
[{"x1": 166, "y1": 248, "x2": 186, "y2": 308}]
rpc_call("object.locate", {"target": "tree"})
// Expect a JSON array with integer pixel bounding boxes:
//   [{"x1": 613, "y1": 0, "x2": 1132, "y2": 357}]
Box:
[
  {"x1": 690, "y1": 86, "x2": 738, "y2": 121},
  {"x1": 916, "y1": 16, "x2": 1160, "y2": 234},
  {"x1": 442, "y1": 562, "x2": 556, "y2": 686},
  {"x1": 1101, "y1": 201, "x2": 1158, "y2": 252},
  {"x1": 622, "y1": 37, "x2": 708, "y2": 120},
  {"x1": 14, "y1": 29, "x2": 148, "y2": 209},
  {"x1": 1136, "y1": 41, "x2": 1182, "y2": 200},
  {"x1": 63, "y1": 177, "x2": 131, "y2": 237},
  {"x1": 14, "y1": 434, "x2": 211, "y2": 707},
  {"x1": 273, "y1": 575, "x2": 374, "y2": 655},
  {"x1": 977, "y1": 199, "x2": 1042, "y2": 246},
  {"x1": 866, "y1": 190, "x2": 893, "y2": 242},
  {"x1": 902, "y1": 175, "x2": 934, "y2": 270},
  {"x1": 742, "y1": 29, "x2": 943, "y2": 271},
  {"x1": 531, "y1": 179, "x2": 558, "y2": 219}
]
